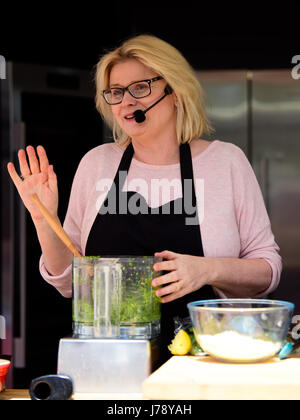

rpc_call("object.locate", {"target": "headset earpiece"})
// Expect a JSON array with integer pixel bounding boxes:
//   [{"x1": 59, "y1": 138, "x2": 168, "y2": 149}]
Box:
[{"x1": 164, "y1": 84, "x2": 173, "y2": 95}]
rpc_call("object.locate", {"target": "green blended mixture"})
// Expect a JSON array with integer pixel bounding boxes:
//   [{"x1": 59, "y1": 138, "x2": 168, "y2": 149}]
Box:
[
  {"x1": 72, "y1": 257, "x2": 96, "y2": 324},
  {"x1": 73, "y1": 300, "x2": 94, "y2": 324},
  {"x1": 72, "y1": 257, "x2": 161, "y2": 325},
  {"x1": 117, "y1": 277, "x2": 161, "y2": 323}
]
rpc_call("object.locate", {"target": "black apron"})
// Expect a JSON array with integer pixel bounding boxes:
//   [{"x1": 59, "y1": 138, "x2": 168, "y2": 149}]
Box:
[{"x1": 86, "y1": 141, "x2": 215, "y2": 363}]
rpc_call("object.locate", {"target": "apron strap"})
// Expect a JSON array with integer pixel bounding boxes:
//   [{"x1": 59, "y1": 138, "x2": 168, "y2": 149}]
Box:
[
  {"x1": 180, "y1": 142, "x2": 197, "y2": 210},
  {"x1": 113, "y1": 141, "x2": 134, "y2": 194}
]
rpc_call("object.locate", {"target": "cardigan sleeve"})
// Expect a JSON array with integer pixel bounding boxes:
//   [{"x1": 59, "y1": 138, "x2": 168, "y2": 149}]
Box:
[{"x1": 231, "y1": 145, "x2": 282, "y2": 296}]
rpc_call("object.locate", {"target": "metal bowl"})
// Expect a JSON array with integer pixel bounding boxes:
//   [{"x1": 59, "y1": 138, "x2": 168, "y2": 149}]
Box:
[{"x1": 188, "y1": 299, "x2": 294, "y2": 363}]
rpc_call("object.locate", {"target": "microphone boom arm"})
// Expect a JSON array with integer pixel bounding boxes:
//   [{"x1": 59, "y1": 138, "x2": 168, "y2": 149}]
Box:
[{"x1": 133, "y1": 85, "x2": 173, "y2": 123}]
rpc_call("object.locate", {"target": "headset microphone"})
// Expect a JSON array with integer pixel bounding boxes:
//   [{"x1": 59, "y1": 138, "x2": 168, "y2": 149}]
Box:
[
  {"x1": 133, "y1": 85, "x2": 173, "y2": 123},
  {"x1": 132, "y1": 109, "x2": 146, "y2": 123}
]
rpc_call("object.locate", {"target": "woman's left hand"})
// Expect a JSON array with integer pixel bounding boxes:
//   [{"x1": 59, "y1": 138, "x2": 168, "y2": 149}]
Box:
[{"x1": 152, "y1": 250, "x2": 215, "y2": 303}]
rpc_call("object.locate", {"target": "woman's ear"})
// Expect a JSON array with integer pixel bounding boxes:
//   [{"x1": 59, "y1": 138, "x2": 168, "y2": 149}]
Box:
[{"x1": 174, "y1": 94, "x2": 179, "y2": 108}]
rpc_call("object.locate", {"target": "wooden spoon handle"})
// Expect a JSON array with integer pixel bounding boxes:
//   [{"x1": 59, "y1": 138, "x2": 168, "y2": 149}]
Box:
[{"x1": 30, "y1": 193, "x2": 82, "y2": 258}]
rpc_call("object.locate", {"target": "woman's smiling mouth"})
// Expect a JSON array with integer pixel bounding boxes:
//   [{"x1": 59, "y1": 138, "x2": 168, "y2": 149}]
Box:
[{"x1": 124, "y1": 114, "x2": 135, "y2": 120}]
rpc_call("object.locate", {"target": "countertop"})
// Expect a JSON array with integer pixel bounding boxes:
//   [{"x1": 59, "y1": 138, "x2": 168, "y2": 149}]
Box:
[
  {"x1": 0, "y1": 389, "x2": 30, "y2": 400},
  {"x1": 0, "y1": 389, "x2": 143, "y2": 400},
  {"x1": 3, "y1": 354, "x2": 300, "y2": 400}
]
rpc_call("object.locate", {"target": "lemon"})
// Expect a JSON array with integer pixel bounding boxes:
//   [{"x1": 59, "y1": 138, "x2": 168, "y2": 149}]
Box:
[{"x1": 168, "y1": 329, "x2": 192, "y2": 355}]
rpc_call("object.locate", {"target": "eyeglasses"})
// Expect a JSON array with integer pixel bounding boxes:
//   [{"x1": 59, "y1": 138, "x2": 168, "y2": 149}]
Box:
[{"x1": 102, "y1": 76, "x2": 163, "y2": 105}]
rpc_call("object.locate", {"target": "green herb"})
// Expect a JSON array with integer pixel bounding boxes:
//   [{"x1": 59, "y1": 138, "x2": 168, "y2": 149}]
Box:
[
  {"x1": 72, "y1": 300, "x2": 94, "y2": 323},
  {"x1": 187, "y1": 327, "x2": 204, "y2": 355}
]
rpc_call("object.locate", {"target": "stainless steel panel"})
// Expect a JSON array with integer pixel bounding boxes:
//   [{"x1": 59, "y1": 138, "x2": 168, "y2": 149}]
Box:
[
  {"x1": 57, "y1": 338, "x2": 159, "y2": 393},
  {"x1": 195, "y1": 70, "x2": 249, "y2": 155},
  {"x1": 251, "y1": 70, "x2": 300, "y2": 312},
  {"x1": 12, "y1": 122, "x2": 26, "y2": 368},
  {"x1": 0, "y1": 62, "x2": 14, "y2": 387}
]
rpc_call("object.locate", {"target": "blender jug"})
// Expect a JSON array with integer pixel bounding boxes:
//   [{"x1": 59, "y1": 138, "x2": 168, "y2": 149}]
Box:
[{"x1": 72, "y1": 256, "x2": 162, "y2": 339}]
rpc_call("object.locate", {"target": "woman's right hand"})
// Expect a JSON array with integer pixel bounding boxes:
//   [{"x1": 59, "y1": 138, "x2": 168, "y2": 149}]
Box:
[{"x1": 7, "y1": 145, "x2": 59, "y2": 222}]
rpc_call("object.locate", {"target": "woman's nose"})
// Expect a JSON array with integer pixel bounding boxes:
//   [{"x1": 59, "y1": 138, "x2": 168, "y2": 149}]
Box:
[{"x1": 122, "y1": 90, "x2": 138, "y2": 106}]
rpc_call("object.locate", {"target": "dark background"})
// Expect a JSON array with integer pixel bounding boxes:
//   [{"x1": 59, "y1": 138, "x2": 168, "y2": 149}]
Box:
[
  {"x1": 1, "y1": 1, "x2": 300, "y2": 388},
  {"x1": 1, "y1": 1, "x2": 299, "y2": 71}
]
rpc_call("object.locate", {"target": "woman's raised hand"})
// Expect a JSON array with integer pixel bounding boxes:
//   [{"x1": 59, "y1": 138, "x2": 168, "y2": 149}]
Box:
[{"x1": 7, "y1": 145, "x2": 59, "y2": 222}]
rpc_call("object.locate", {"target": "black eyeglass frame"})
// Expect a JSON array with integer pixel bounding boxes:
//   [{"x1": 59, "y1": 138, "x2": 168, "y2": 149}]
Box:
[{"x1": 102, "y1": 76, "x2": 163, "y2": 105}]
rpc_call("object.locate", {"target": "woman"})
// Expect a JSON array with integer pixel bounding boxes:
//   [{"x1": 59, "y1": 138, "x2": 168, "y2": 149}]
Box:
[{"x1": 7, "y1": 34, "x2": 282, "y2": 362}]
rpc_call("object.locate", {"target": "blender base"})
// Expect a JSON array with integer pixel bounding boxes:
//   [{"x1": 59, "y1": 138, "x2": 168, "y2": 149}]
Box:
[{"x1": 57, "y1": 337, "x2": 160, "y2": 394}]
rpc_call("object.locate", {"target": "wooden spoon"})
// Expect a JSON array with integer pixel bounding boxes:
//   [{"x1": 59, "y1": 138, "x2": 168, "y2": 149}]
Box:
[{"x1": 30, "y1": 193, "x2": 82, "y2": 258}]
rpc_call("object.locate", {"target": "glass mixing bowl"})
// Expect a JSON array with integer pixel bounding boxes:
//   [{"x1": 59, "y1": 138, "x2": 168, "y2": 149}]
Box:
[{"x1": 188, "y1": 299, "x2": 294, "y2": 363}]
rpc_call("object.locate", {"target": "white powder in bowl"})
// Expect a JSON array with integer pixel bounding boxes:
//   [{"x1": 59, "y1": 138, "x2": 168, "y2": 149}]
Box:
[{"x1": 198, "y1": 330, "x2": 282, "y2": 362}]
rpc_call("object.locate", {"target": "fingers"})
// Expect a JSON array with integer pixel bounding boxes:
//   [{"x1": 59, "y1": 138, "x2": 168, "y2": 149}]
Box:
[
  {"x1": 154, "y1": 257, "x2": 177, "y2": 272},
  {"x1": 36, "y1": 145, "x2": 49, "y2": 173},
  {"x1": 18, "y1": 149, "x2": 32, "y2": 178},
  {"x1": 18, "y1": 145, "x2": 50, "y2": 178},
  {"x1": 152, "y1": 269, "x2": 183, "y2": 302},
  {"x1": 48, "y1": 165, "x2": 58, "y2": 194},
  {"x1": 155, "y1": 250, "x2": 178, "y2": 260},
  {"x1": 8, "y1": 146, "x2": 55, "y2": 195},
  {"x1": 12, "y1": 145, "x2": 51, "y2": 179},
  {"x1": 7, "y1": 162, "x2": 23, "y2": 189},
  {"x1": 152, "y1": 250, "x2": 187, "y2": 302},
  {"x1": 152, "y1": 270, "x2": 178, "y2": 287},
  {"x1": 26, "y1": 145, "x2": 40, "y2": 174},
  {"x1": 160, "y1": 289, "x2": 183, "y2": 303},
  {"x1": 156, "y1": 280, "x2": 184, "y2": 303},
  {"x1": 156, "y1": 280, "x2": 182, "y2": 296}
]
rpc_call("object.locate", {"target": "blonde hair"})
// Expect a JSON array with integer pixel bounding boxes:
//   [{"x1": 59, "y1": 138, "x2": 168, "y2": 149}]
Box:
[{"x1": 94, "y1": 34, "x2": 214, "y2": 146}]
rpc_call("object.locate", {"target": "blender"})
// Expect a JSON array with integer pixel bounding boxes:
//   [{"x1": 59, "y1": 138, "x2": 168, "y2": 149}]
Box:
[{"x1": 57, "y1": 256, "x2": 162, "y2": 394}]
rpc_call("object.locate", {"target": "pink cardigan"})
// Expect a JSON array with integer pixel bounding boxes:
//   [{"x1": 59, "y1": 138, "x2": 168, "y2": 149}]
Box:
[{"x1": 39, "y1": 140, "x2": 282, "y2": 298}]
